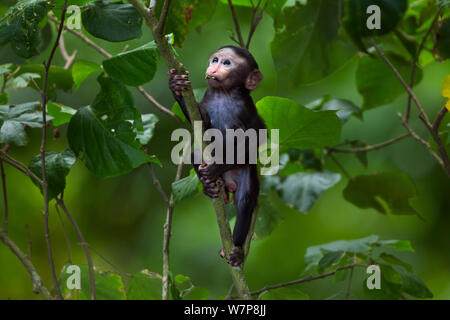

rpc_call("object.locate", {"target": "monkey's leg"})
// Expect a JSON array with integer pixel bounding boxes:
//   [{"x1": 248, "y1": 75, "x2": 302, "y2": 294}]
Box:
[{"x1": 228, "y1": 166, "x2": 259, "y2": 267}]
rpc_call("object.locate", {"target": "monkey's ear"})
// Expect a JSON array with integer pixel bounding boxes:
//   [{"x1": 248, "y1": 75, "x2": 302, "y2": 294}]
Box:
[{"x1": 245, "y1": 69, "x2": 263, "y2": 91}]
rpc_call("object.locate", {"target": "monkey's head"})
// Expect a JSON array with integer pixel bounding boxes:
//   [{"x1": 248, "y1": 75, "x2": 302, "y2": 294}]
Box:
[{"x1": 205, "y1": 45, "x2": 262, "y2": 91}]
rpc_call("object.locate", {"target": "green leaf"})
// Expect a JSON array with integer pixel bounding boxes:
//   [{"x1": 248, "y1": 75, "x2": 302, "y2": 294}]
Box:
[
  {"x1": 103, "y1": 41, "x2": 159, "y2": 86},
  {"x1": 47, "y1": 102, "x2": 77, "y2": 127},
  {"x1": 437, "y1": 18, "x2": 450, "y2": 60},
  {"x1": 377, "y1": 239, "x2": 415, "y2": 252},
  {"x1": 348, "y1": 140, "x2": 368, "y2": 167},
  {"x1": 0, "y1": 0, "x2": 49, "y2": 58},
  {"x1": 304, "y1": 235, "x2": 379, "y2": 272},
  {"x1": 161, "y1": 0, "x2": 217, "y2": 47},
  {"x1": 172, "y1": 274, "x2": 209, "y2": 300},
  {"x1": 255, "y1": 194, "x2": 283, "y2": 238},
  {"x1": 14, "y1": 65, "x2": 74, "y2": 98},
  {"x1": 392, "y1": 266, "x2": 433, "y2": 298},
  {"x1": 257, "y1": 97, "x2": 342, "y2": 150},
  {"x1": 356, "y1": 53, "x2": 422, "y2": 110},
  {"x1": 81, "y1": 0, "x2": 143, "y2": 42},
  {"x1": 271, "y1": 0, "x2": 355, "y2": 87},
  {"x1": 28, "y1": 149, "x2": 76, "y2": 199},
  {"x1": 11, "y1": 73, "x2": 40, "y2": 88},
  {"x1": 277, "y1": 171, "x2": 341, "y2": 213},
  {"x1": 0, "y1": 102, "x2": 43, "y2": 146},
  {"x1": 320, "y1": 99, "x2": 362, "y2": 123},
  {"x1": 68, "y1": 106, "x2": 158, "y2": 178},
  {"x1": 172, "y1": 172, "x2": 200, "y2": 203},
  {"x1": 260, "y1": 287, "x2": 309, "y2": 300},
  {"x1": 343, "y1": 0, "x2": 408, "y2": 52},
  {"x1": 343, "y1": 172, "x2": 418, "y2": 215},
  {"x1": 126, "y1": 272, "x2": 162, "y2": 300},
  {"x1": 318, "y1": 250, "x2": 345, "y2": 273},
  {"x1": 136, "y1": 113, "x2": 159, "y2": 145},
  {"x1": 72, "y1": 60, "x2": 103, "y2": 88},
  {"x1": 59, "y1": 264, "x2": 126, "y2": 300},
  {"x1": 380, "y1": 253, "x2": 413, "y2": 272}
]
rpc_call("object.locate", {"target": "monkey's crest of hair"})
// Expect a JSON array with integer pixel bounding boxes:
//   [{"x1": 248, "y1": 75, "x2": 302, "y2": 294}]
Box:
[{"x1": 218, "y1": 45, "x2": 260, "y2": 71}]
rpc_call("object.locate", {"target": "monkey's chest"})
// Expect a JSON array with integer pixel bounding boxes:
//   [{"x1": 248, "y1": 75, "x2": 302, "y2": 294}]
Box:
[{"x1": 204, "y1": 99, "x2": 247, "y2": 132}]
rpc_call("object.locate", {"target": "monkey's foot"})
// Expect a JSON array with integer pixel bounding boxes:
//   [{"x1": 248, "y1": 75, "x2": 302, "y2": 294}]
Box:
[{"x1": 227, "y1": 246, "x2": 245, "y2": 267}]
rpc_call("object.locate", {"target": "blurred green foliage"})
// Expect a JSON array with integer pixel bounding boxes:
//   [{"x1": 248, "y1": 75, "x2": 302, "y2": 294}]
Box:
[{"x1": 0, "y1": 0, "x2": 449, "y2": 300}]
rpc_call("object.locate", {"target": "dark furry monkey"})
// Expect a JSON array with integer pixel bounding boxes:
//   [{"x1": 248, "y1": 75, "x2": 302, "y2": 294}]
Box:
[{"x1": 169, "y1": 46, "x2": 265, "y2": 266}]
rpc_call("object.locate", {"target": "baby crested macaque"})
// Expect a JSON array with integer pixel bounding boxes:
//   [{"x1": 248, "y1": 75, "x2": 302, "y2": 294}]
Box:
[{"x1": 169, "y1": 45, "x2": 266, "y2": 266}]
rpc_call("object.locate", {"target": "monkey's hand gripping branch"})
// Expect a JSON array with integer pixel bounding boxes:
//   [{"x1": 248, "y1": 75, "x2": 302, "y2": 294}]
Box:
[{"x1": 128, "y1": 0, "x2": 251, "y2": 300}]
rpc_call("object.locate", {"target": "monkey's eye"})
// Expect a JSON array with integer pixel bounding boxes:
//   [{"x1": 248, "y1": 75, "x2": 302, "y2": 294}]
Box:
[
  {"x1": 212, "y1": 57, "x2": 219, "y2": 63},
  {"x1": 223, "y1": 59, "x2": 231, "y2": 66}
]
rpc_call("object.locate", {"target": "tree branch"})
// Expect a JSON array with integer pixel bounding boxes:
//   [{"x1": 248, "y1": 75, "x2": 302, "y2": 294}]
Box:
[
  {"x1": 406, "y1": 7, "x2": 443, "y2": 121},
  {"x1": 327, "y1": 133, "x2": 411, "y2": 154},
  {"x1": 370, "y1": 39, "x2": 450, "y2": 176},
  {"x1": 56, "y1": 197, "x2": 96, "y2": 300},
  {"x1": 227, "y1": 0, "x2": 245, "y2": 48},
  {"x1": 162, "y1": 145, "x2": 187, "y2": 300},
  {"x1": 1, "y1": 160, "x2": 8, "y2": 233},
  {"x1": 129, "y1": 0, "x2": 251, "y2": 299},
  {"x1": 0, "y1": 229, "x2": 53, "y2": 300},
  {"x1": 246, "y1": 263, "x2": 364, "y2": 298},
  {"x1": 246, "y1": 0, "x2": 269, "y2": 49},
  {"x1": 148, "y1": 164, "x2": 169, "y2": 204}
]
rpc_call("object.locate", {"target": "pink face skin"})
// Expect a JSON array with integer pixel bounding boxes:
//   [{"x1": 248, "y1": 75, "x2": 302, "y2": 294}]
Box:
[{"x1": 205, "y1": 48, "x2": 246, "y2": 89}]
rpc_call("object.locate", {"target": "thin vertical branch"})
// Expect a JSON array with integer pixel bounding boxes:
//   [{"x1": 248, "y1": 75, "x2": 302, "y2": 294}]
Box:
[
  {"x1": 40, "y1": 0, "x2": 69, "y2": 300},
  {"x1": 162, "y1": 145, "x2": 187, "y2": 300},
  {"x1": 246, "y1": 0, "x2": 269, "y2": 49},
  {"x1": 227, "y1": 0, "x2": 245, "y2": 47},
  {"x1": 56, "y1": 197, "x2": 96, "y2": 300},
  {"x1": 0, "y1": 229, "x2": 53, "y2": 300},
  {"x1": 329, "y1": 153, "x2": 352, "y2": 180},
  {"x1": 148, "y1": 164, "x2": 169, "y2": 204},
  {"x1": 1, "y1": 161, "x2": 8, "y2": 233},
  {"x1": 406, "y1": 7, "x2": 443, "y2": 121}
]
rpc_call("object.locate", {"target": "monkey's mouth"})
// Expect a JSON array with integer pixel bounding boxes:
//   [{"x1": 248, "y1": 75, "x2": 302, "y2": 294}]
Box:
[{"x1": 206, "y1": 75, "x2": 219, "y2": 81}]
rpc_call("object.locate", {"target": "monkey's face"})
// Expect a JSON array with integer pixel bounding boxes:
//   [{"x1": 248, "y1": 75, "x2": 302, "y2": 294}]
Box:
[{"x1": 205, "y1": 48, "x2": 247, "y2": 90}]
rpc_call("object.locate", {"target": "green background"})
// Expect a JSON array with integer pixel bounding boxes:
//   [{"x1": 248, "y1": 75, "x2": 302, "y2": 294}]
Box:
[{"x1": 0, "y1": 1, "x2": 449, "y2": 299}]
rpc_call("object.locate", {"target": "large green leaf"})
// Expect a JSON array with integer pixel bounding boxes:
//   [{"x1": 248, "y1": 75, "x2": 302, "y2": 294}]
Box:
[
  {"x1": 392, "y1": 266, "x2": 433, "y2": 298},
  {"x1": 47, "y1": 102, "x2": 77, "y2": 127},
  {"x1": 318, "y1": 250, "x2": 345, "y2": 273},
  {"x1": 277, "y1": 171, "x2": 341, "y2": 213},
  {"x1": 160, "y1": 0, "x2": 217, "y2": 47},
  {"x1": 172, "y1": 171, "x2": 200, "y2": 203},
  {"x1": 103, "y1": 41, "x2": 159, "y2": 86},
  {"x1": 271, "y1": 0, "x2": 355, "y2": 87},
  {"x1": 72, "y1": 60, "x2": 103, "y2": 88},
  {"x1": 356, "y1": 53, "x2": 422, "y2": 110},
  {"x1": 136, "y1": 113, "x2": 159, "y2": 145},
  {"x1": 343, "y1": 0, "x2": 408, "y2": 52},
  {"x1": 81, "y1": 0, "x2": 143, "y2": 42},
  {"x1": 437, "y1": 18, "x2": 450, "y2": 60},
  {"x1": 0, "y1": 0, "x2": 49, "y2": 58},
  {"x1": 29, "y1": 149, "x2": 77, "y2": 200},
  {"x1": 126, "y1": 272, "x2": 162, "y2": 300},
  {"x1": 254, "y1": 194, "x2": 283, "y2": 238},
  {"x1": 0, "y1": 102, "x2": 43, "y2": 146},
  {"x1": 256, "y1": 97, "x2": 342, "y2": 150},
  {"x1": 67, "y1": 106, "x2": 158, "y2": 178},
  {"x1": 59, "y1": 264, "x2": 126, "y2": 300},
  {"x1": 343, "y1": 172, "x2": 418, "y2": 215},
  {"x1": 304, "y1": 235, "x2": 379, "y2": 272}
]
